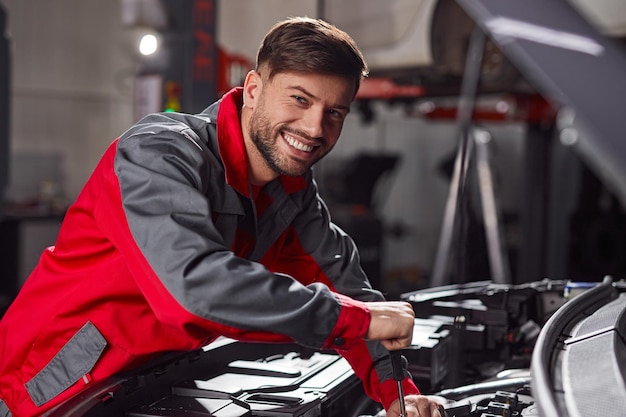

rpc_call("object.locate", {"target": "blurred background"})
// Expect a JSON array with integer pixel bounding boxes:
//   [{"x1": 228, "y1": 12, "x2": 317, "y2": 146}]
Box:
[{"x1": 1, "y1": 0, "x2": 626, "y2": 305}]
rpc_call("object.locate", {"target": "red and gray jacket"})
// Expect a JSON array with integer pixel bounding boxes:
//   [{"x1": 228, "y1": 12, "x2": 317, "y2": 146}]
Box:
[{"x1": 0, "y1": 88, "x2": 419, "y2": 416}]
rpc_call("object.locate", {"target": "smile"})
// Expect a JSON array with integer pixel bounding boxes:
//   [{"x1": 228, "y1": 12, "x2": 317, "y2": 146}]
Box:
[{"x1": 284, "y1": 133, "x2": 314, "y2": 153}]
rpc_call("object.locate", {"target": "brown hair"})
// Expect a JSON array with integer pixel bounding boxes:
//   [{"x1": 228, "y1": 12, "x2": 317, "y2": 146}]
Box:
[{"x1": 256, "y1": 16, "x2": 368, "y2": 96}]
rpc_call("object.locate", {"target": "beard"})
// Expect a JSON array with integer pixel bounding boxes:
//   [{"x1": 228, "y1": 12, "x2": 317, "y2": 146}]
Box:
[{"x1": 248, "y1": 107, "x2": 317, "y2": 178}]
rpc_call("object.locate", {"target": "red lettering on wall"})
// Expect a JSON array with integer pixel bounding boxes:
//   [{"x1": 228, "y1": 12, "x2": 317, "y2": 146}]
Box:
[
  {"x1": 193, "y1": 29, "x2": 214, "y2": 82},
  {"x1": 195, "y1": 30, "x2": 214, "y2": 55},
  {"x1": 194, "y1": 0, "x2": 214, "y2": 25},
  {"x1": 191, "y1": 0, "x2": 216, "y2": 101},
  {"x1": 194, "y1": 56, "x2": 214, "y2": 82}
]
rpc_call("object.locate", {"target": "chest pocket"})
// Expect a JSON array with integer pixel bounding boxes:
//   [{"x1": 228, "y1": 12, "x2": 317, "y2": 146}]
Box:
[
  {"x1": 211, "y1": 179, "x2": 302, "y2": 261},
  {"x1": 249, "y1": 181, "x2": 300, "y2": 261},
  {"x1": 212, "y1": 185, "x2": 245, "y2": 249}
]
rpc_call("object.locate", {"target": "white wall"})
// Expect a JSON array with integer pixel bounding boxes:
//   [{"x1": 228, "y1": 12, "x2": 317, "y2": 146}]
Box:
[
  {"x1": 4, "y1": 0, "x2": 137, "y2": 201},
  {"x1": 217, "y1": 0, "x2": 317, "y2": 60}
]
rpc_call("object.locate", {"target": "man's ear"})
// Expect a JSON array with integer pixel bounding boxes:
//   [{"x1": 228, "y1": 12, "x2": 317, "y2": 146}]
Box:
[{"x1": 243, "y1": 70, "x2": 262, "y2": 108}]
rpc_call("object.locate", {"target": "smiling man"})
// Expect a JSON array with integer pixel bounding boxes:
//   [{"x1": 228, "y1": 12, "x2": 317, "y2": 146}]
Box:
[
  {"x1": 0, "y1": 17, "x2": 443, "y2": 417},
  {"x1": 244, "y1": 70, "x2": 351, "y2": 181}
]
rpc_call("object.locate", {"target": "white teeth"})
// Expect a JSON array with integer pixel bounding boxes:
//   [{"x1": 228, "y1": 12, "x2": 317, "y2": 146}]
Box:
[{"x1": 284, "y1": 134, "x2": 314, "y2": 152}]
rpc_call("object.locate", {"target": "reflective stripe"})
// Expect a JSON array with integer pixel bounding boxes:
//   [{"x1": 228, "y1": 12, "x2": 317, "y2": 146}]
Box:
[
  {"x1": 0, "y1": 399, "x2": 12, "y2": 417},
  {"x1": 25, "y1": 321, "x2": 107, "y2": 407}
]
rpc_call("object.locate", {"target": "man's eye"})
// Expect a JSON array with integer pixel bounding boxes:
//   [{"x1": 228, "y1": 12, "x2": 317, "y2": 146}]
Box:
[
  {"x1": 329, "y1": 109, "x2": 344, "y2": 119},
  {"x1": 293, "y1": 95, "x2": 308, "y2": 104}
]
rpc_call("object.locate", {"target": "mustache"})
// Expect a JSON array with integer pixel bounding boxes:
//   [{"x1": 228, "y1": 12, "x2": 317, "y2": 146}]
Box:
[{"x1": 280, "y1": 126, "x2": 324, "y2": 144}]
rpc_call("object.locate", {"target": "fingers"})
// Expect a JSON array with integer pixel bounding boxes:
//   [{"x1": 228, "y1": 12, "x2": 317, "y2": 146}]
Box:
[
  {"x1": 389, "y1": 395, "x2": 446, "y2": 417},
  {"x1": 365, "y1": 301, "x2": 415, "y2": 349},
  {"x1": 415, "y1": 395, "x2": 446, "y2": 417},
  {"x1": 380, "y1": 337, "x2": 411, "y2": 352}
]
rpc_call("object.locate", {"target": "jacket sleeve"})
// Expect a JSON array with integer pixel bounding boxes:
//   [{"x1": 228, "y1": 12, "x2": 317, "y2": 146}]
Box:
[
  {"x1": 274, "y1": 175, "x2": 421, "y2": 408},
  {"x1": 99, "y1": 117, "x2": 368, "y2": 351}
]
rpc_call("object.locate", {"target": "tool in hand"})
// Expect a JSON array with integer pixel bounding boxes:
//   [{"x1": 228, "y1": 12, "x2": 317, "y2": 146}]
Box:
[{"x1": 390, "y1": 350, "x2": 407, "y2": 417}]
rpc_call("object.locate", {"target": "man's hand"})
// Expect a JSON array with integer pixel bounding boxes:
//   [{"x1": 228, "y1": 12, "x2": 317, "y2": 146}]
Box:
[
  {"x1": 365, "y1": 301, "x2": 415, "y2": 351},
  {"x1": 387, "y1": 395, "x2": 446, "y2": 417}
]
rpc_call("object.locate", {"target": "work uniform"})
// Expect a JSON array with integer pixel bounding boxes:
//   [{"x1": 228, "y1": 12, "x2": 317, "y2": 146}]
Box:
[{"x1": 0, "y1": 88, "x2": 419, "y2": 416}]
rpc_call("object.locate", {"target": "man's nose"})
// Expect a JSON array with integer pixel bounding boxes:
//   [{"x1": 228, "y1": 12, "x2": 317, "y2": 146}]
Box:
[{"x1": 301, "y1": 107, "x2": 325, "y2": 139}]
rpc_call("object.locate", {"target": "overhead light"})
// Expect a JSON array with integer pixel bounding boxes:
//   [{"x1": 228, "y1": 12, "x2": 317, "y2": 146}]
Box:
[{"x1": 139, "y1": 33, "x2": 159, "y2": 56}]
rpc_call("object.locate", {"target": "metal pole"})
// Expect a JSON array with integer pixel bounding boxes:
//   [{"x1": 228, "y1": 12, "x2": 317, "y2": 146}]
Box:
[{"x1": 431, "y1": 27, "x2": 487, "y2": 286}]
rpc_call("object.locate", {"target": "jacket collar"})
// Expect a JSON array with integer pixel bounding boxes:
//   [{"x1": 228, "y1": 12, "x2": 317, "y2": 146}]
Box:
[{"x1": 216, "y1": 88, "x2": 306, "y2": 197}]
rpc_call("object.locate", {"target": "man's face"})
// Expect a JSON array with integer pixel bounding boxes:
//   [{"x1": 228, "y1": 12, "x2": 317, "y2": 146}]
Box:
[{"x1": 244, "y1": 70, "x2": 355, "y2": 180}]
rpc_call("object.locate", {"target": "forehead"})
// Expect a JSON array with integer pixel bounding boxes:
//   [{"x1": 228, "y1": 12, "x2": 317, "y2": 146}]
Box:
[{"x1": 265, "y1": 71, "x2": 356, "y2": 107}]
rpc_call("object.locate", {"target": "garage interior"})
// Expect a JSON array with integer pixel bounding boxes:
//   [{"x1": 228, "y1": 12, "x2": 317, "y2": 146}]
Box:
[
  {"x1": 1, "y1": 1, "x2": 626, "y2": 416},
  {"x1": 2, "y1": 0, "x2": 625, "y2": 302}
]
